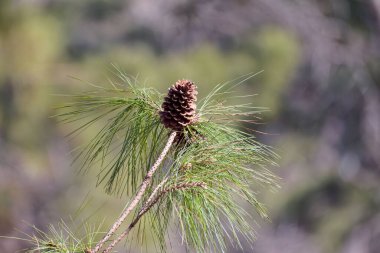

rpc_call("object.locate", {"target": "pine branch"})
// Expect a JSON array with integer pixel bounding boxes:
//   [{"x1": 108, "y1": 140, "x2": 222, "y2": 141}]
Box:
[
  {"x1": 91, "y1": 131, "x2": 177, "y2": 253},
  {"x1": 103, "y1": 181, "x2": 207, "y2": 253},
  {"x1": 22, "y1": 73, "x2": 278, "y2": 253}
]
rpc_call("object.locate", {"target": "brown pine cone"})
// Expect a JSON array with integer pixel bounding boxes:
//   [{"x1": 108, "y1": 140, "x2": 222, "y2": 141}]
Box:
[{"x1": 159, "y1": 79, "x2": 198, "y2": 132}]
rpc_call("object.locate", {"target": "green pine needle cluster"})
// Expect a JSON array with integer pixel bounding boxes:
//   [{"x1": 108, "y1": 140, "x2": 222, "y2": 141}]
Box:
[
  {"x1": 20, "y1": 222, "x2": 100, "y2": 253},
  {"x1": 147, "y1": 121, "x2": 279, "y2": 252},
  {"x1": 47, "y1": 70, "x2": 279, "y2": 252},
  {"x1": 58, "y1": 71, "x2": 168, "y2": 196}
]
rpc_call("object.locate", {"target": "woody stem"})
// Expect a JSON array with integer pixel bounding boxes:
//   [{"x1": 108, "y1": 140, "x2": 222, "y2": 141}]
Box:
[
  {"x1": 91, "y1": 131, "x2": 177, "y2": 253},
  {"x1": 103, "y1": 182, "x2": 206, "y2": 253}
]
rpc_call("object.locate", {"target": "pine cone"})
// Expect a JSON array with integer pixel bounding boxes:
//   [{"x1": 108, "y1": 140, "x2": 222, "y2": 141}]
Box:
[{"x1": 159, "y1": 79, "x2": 198, "y2": 132}]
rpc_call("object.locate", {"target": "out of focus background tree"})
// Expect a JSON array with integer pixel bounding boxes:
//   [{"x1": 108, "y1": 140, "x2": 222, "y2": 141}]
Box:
[{"x1": 1, "y1": 0, "x2": 380, "y2": 252}]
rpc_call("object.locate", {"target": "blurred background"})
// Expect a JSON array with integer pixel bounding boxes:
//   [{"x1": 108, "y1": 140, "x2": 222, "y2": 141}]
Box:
[{"x1": 1, "y1": 0, "x2": 380, "y2": 252}]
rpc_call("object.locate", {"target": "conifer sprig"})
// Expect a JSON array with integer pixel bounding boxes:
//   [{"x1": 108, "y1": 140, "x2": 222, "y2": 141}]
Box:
[
  {"x1": 30, "y1": 71, "x2": 278, "y2": 253},
  {"x1": 20, "y1": 222, "x2": 100, "y2": 253},
  {"x1": 144, "y1": 121, "x2": 279, "y2": 253}
]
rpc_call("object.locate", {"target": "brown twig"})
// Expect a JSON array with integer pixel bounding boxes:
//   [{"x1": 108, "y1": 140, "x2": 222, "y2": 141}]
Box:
[
  {"x1": 91, "y1": 131, "x2": 177, "y2": 253},
  {"x1": 103, "y1": 182, "x2": 207, "y2": 253},
  {"x1": 144, "y1": 177, "x2": 168, "y2": 205}
]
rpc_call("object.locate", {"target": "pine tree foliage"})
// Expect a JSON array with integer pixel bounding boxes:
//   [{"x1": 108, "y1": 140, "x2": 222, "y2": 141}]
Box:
[
  {"x1": 42, "y1": 70, "x2": 278, "y2": 252},
  {"x1": 58, "y1": 71, "x2": 168, "y2": 196},
  {"x1": 148, "y1": 121, "x2": 278, "y2": 252},
  {"x1": 19, "y1": 222, "x2": 99, "y2": 253},
  {"x1": 141, "y1": 75, "x2": 279, "y2": 252}
]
